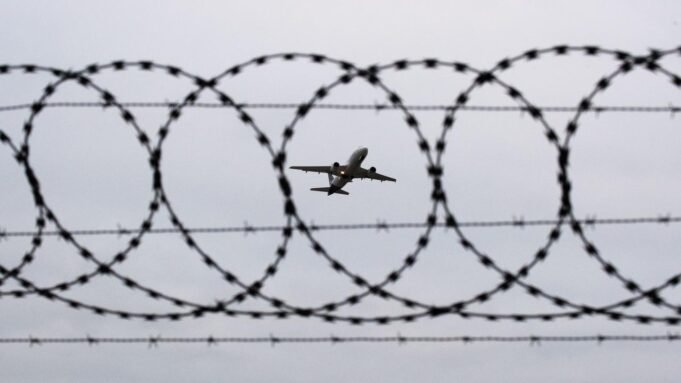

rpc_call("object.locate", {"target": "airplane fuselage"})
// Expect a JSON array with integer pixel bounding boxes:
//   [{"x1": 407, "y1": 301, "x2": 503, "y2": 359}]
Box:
[
  {"x1": 327, "y1": 147, "x2": 368, "y2": 195},
  {"x1": 289, "y1": 147, "x2": 395, "y2": 196}
]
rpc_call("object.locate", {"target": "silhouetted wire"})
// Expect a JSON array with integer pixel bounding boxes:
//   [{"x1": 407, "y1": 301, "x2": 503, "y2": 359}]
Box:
[
  {"x1": 1, "y1": 333, "x2": 679, "y2": 346},
  {"x1": 2, "y1": 45, "x2": 681, "y2": 325},
  {"x1": 1, "y1": 215, "x2": 679, "y2": 238},
  {"x1": 0, "y1": 101, "x2": 679, "y2": 113}
]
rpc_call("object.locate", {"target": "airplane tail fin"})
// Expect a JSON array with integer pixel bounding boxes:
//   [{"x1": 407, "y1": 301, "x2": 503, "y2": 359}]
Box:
[{"x1": 311, "y1": 187, "x2": 349, "y2": 196}]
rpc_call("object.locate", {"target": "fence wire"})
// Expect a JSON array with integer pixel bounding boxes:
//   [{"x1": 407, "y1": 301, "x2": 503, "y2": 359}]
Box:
[
  {"x1": 2, "y1": 333, "x2": 679, "y2": 347},
  {"x1": 2, "y1": 45, "x2": 681, "y2": 325}
]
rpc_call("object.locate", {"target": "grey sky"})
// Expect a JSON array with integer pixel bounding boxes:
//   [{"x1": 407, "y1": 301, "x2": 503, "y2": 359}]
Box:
[{"x1": 1, "y1": 0, "x2": 681, "y2": 382}]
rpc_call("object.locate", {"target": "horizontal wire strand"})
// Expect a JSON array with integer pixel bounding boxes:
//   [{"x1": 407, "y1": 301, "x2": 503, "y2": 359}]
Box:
[
  {"x1": 0, "y1": 101, "x2": 680, "y2": 113},
  {"x1": 1, "y1": 215, "x2": 679, "y2": 238},
  {"x1": 2, "y1": 333, "x2": 680, "y2": 346}
]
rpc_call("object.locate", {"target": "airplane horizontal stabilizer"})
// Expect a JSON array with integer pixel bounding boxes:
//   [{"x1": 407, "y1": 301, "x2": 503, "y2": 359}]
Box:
[{"x1": 310, "y1": 187, "x2": 349, "y2": 195}]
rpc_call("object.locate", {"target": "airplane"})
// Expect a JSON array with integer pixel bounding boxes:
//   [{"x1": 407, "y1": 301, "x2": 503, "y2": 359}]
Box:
[{"x1": 289, "y1": 147, "x2": 396, "y2": 196}]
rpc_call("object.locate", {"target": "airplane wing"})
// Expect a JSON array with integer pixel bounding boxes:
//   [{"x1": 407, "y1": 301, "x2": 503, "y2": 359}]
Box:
[
  {"x1": 290, "y1": 165, "x2": 347, "y2": 176},
  {"x1": 354, "y1": 167, "x2": 396, "y2": 182}
]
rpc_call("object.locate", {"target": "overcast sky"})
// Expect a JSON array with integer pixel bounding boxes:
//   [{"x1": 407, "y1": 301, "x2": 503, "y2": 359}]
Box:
[{"x1": 1, "y1": 0, "x2": 681, "y2": 382}]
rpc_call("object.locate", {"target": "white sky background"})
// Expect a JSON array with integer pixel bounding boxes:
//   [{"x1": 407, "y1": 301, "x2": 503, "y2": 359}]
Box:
[{"x1": 1, "y1": 0, "x2": 681, "y2": 381}]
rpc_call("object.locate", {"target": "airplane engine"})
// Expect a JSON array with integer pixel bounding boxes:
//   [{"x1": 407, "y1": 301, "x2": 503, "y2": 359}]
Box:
[
  {"x1": 369, "y1": 166, "x2": 376, "y2": 174},
  {"x1": 331, "y1": 162, "x2": 340, "y2": 172}
]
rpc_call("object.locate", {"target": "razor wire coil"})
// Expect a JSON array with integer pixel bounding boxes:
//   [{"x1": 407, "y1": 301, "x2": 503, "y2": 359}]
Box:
[{"x1": 2, "y1": 45, "x2": 681, "y2": 324}]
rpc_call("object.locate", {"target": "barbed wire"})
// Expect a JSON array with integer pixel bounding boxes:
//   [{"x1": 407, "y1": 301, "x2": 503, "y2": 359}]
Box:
[
  {"x1": 1, "y1": 214, "x2": 679, "y2": 238},
  {"x1": 1, "y1": 45, "x2": 681, "y2": 324},
  {"x1": 1, "y1": 333, "x2": 679, "y2": 347},
  {"x1": 0, "y1": 101, "x2": 679, "y2": 114}
]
